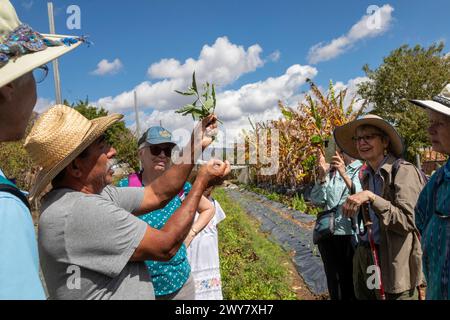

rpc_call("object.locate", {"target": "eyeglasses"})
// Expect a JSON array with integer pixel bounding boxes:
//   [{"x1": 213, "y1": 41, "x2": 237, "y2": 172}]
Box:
[
  {"x1": 352, "y1": 134, "x2": 383, "y2": 144},
  {"x1": 33, "y1": 65, "x2": 49, "y2": 84},
  {"x1": 149, "y1": 145, "x2": 174, "y2": 157}
]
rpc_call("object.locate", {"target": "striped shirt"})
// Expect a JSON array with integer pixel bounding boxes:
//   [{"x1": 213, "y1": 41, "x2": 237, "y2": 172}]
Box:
[{"x1": 415, "y1": 160, "x2": 450, "y2": 300}]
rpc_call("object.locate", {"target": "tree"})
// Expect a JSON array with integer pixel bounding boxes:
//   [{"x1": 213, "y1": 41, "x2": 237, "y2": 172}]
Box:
[
  {"x1": 0, "y1": 113, "x2": 37, "y2": 190},
  {"x1": 358, "y1": 42, "x2": 450, "y2": 161},
  {"x1": 67, "y1": 99, "x2": 140, "y2": 172}
]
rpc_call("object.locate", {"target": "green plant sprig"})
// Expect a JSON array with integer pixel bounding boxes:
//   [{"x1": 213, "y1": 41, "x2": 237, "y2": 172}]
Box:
[{"x1": 175, "y1": 72, "x2": 221, "y2": 122}]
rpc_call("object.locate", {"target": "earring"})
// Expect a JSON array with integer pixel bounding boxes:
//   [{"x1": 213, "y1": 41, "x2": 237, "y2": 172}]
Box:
[{"x1": 383, "y1": 149, "x2": 388, "y2": 156}]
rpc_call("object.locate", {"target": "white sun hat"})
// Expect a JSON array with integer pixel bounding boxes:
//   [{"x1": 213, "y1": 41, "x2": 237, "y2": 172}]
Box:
[
  {"x1": 0, "y1": 0, "x2": 85, "y2": 87},
  {"x1": 409, "y1": 84, "x2": 450, "y2": 117}
]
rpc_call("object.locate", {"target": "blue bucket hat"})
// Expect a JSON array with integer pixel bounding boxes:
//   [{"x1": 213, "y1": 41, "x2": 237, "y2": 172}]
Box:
[{"x1": 138, "y1": 126, "x2": 176, "y2": 148}]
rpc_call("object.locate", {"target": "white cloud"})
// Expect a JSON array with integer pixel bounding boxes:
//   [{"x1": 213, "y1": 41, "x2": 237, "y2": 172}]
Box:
[
  {"x1": 332, "y1": 76, "x2": 370, "y2": 112},
  {"x1": 34, "y1": 97, "x2": 54, "y2": 113},
  {"x1": 95, "y1": 37, "x2": 369, "y2": 149},
  {"x1": 96, "y1": 37, "x2": 266, "y2": 112},
  {"x1": 268, "y1": 50, "x2": 281, "y2": 62},
  {"x1": 148, "y1": 36, "x2": 264, "y2": 86},
  {"x1": 216, "y1": 64, "x2": 317, "y2": 122},
  {"x1": 91, "y1": 58, "x2": 123, "y2": 76},
  {"x1": 121, "y1": 64, "x2": 318, "y2": 147},
  {"x1": 308, "y1": 4, "x2": 394, "y2": 64}
]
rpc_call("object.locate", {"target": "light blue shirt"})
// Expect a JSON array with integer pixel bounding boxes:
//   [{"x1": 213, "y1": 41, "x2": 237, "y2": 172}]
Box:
[
  {"x1": 311, "y1": 160, "x2": 363, "y2": 235},
  {"x1": 0, "y1": 170, "x2": 46, "y2": 300}
]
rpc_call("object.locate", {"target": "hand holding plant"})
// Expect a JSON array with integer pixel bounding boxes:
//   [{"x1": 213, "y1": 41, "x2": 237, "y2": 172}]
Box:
[{"x1": 175, "y1": 72, "x2": 219, "y2": 122}]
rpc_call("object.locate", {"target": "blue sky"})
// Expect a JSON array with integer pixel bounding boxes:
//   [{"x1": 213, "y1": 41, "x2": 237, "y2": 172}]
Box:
[{"x1": 13, "y1": 0, "x2": 450, "y2": 143}]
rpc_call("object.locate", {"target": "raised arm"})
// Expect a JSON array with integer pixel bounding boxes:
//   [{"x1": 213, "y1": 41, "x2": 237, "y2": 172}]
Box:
[
  {"x1": 133, "y1": 115, "x2": 218, "y2": 216},
  {"x1": 130, "y1": 159, "x2": 230, "y2": 262}
]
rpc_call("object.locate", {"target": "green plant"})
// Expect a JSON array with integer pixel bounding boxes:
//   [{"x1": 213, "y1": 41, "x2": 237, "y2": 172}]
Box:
[
  {"x1": 267, "y1": 192, "x2": 281, "y2": 202},
  {"x1": 213, "y1": 188, "x2": 297, "y2": 300},
  {"x1": 291, "y1": 194, "x2": 307, "y2": 212},
  {"x1": 175, "y1": 72, "x2": 218, "y2": 121}
]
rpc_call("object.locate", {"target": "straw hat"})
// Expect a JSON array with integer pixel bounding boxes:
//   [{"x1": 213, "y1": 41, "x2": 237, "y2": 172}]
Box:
[
  {"x1": 333, "y1": 114, "x2": 404, "y2": 160},
  {"x1": 24, "y1": 105, "x2": 123, "y2": 200},
  {"x1": 0, "y1": 0, "x2": 84, "y2": 87},
  {"x1": 409, "y1": 83, "x2": 450, "y2": 117}
]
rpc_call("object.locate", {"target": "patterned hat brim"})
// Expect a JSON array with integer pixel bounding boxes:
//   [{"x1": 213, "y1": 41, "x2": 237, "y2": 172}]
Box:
[{"x1": 0, "y1": 34, "x2": 82, "y2": 88}]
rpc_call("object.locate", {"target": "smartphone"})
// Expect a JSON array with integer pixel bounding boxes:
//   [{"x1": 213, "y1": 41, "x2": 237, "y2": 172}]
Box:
[{"x1": 324, "y1": 137, "x2": 337, "y2": 164}]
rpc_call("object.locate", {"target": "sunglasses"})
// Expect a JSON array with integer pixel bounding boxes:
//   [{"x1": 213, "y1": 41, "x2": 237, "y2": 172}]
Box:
[
  {"x1": 33, "y1": 65, "x2": 49, "y2": 84},
  {"x1": 352, "y1": 133, "x2": 383, "y2": 144},
  {"x1": 149, "y1": 145, "x2": 174, "y2": 157}
]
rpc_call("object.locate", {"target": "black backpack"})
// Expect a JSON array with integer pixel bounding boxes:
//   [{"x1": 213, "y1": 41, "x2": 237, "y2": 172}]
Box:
[{"x1": 0, "y1": 175, "x2": 31, "y2": 211}]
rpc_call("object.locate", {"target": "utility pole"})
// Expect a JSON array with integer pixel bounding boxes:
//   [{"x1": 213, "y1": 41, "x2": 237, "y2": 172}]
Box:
[
  {"x1": 47, "y1": 2, "x2": 62, "y2": 104},
  {"x1": 134, "y1": 90, "x2": 141, "y2": 139},
  {"x1": 134, "y1": 91, "x2": 143, "y2": 171}
]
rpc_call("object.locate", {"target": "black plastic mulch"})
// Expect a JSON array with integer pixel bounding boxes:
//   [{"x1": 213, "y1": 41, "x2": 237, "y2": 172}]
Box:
[{"x1": 224, "y1": 188, "x2": 328, "y2": 296}]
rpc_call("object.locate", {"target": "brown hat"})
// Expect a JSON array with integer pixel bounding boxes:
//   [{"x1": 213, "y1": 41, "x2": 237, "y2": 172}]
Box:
[
  {"x1": 333, "y1": 114, "x2": 404, "y2": 160},
  {"x1": 24, "y1": 105, "x2": 123, "y2": 200}
]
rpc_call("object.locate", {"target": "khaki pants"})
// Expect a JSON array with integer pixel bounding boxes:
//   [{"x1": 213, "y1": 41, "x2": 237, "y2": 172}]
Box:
[{"x1": 353, "y1": 244, "x2": 418, "y2": 300}]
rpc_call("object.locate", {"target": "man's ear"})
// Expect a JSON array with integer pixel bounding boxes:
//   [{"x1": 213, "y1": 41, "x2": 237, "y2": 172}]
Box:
[
  {"x1": 0, "y1": 82, "x2": 15, "y2": 102},
  {"x1": 66, "y1": 158, "x2": 83, "y2": 178}
]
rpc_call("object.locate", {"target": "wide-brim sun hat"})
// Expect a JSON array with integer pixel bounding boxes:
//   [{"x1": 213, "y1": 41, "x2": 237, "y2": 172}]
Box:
[
  {"x1": 0, "y1": 0, "x2": 85, "y2": 87},
  {"x1": 333, "y1": 114, "x2": 404, "y2": 160},
  {"x1": 409, "y1": 83, "x2": 450, "y2": 117},
  {"x1": 24, "y1": 105, "x2": 123, "y2": 201}
]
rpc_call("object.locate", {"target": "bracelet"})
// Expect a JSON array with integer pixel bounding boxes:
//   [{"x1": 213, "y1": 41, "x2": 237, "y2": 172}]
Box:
[
  {"x1": 191, "y1": 227, "x2": 199, "y2": 236},
  {"x1": 368, "y1": 193, "x2": 376, "y2": 204}
]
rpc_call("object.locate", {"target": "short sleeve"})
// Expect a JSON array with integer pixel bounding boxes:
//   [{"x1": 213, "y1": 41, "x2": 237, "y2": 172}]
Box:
[
  {"x1": 65, "y1": 194, "x2": 148, "y2": 278},
  {"x1": 101, "y1": 185, "x2": 144, "y2": 214},
  {"x1": 213, "y1": 200, "x2": 226, "y2": 225},
  {"x1": 0, "y1": 194, "x2": 46, "y2": 300}
]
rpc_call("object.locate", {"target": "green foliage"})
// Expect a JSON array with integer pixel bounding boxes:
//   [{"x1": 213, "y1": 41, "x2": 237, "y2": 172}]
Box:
[
  {"x1": 175, "y1": 72, "x2": 218, "y2": 121},
  {"x1": 68, "y1": 99, "x2": 140, "y2": 172},
  {"x1": 358, "y1": 42, "x2": 450, "y2": 161},
  {"x1": 0, "y1": 113, "x2": 37, "y2": 190},
  {"x1": 242, "y1": 184, "x2": 320, "y2": 216},
  {"x1": 213, "y1": 188, "x2": 297, "y2": 300},
  {"x1": 291, "y1": 194, "x2": 307, "y2": 212},
  {"x1": 266, "y1": 192, "x2": 281, "y2": 202}
]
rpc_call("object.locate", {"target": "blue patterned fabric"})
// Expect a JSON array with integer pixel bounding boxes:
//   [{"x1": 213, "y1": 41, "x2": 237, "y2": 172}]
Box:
[
  {"x1": 415, "y1": 160, "x2": 450, "y2": 300},
  {"x1": 0, "y1": 24, "x2": 87, "y2": 68},
  {"x1": 117, "y1": 176, "x2": 192, "y2": 296}
]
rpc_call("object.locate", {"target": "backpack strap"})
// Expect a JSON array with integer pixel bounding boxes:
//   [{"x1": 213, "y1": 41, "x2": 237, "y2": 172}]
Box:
[
  {"x1": 391, "y1": 158, "x2": 428, "y2": 189},
  {"x1": 0, "y1": 176, "x2": 31, "y2": 211}
]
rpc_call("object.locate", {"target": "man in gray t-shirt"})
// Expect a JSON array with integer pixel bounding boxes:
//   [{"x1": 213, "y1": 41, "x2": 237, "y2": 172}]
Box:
[
  {"x1": 24, "y1": 106, "x2": 230, "y2": 300},
  {"x1": 39, "y1": 186, "x2": 150, "y2": 300}
]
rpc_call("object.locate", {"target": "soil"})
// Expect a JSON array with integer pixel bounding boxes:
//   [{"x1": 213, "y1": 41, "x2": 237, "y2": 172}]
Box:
[{"x1": 285, "y1": 250, "x2": 328, "y2": 300}]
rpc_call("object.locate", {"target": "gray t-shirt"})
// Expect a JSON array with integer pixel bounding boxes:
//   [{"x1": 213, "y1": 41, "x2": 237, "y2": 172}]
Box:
[{"x1": 38, "y1": 185, "x2": 152, "y2": 300}]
